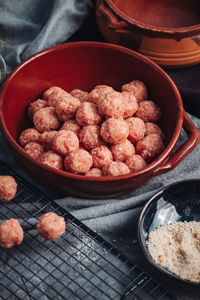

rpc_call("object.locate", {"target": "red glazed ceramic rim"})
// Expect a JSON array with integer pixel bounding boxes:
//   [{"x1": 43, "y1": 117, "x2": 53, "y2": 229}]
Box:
[
  {"x1": 0, "y1": 41, "x2": 183, "y2": 182},
  {"x1": 106, "y1": 0, "x2": 200, "y2": 38}
]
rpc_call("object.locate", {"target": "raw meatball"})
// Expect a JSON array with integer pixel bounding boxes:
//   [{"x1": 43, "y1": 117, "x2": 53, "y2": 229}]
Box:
[
  {"x1": 33, "y1": 107, "x2": 60, "y2": 132},
  {"x1": 76, "y1": 102, "x2": 102, "y2": 126},
  {"x1": 111, "y1": 140, "x2": 135, "y2": 162},
  {"x1": 64, "y1": 149, "x2": 93, "y2": 174},
  {"x1": 97, "y1": 91, "x2": 124, "y2": 119},
  {"x1": 88, "y1": 85, "x2": 113, "y2": 104},
  {"x1": 79, "y1": 125, "x2": 103, "y2": 150},
  {"x1": 90, "y1": 145, "x2": 113, "y2": 169},
  {"x1": 61, "y1": 120, "x2": 81, "y2": 136},
  {"x1": 43, "y1": 86, "x2": 71, "y2": 107},
  {"x1": 38, "y1": 131, "x2": 57, "y2": 150},
  {"x1": 24, "y1": 142, "x2": 44, "y2": 159},
  {"x1": 0, "y1": 219, "x2": 23, "y2": 248},
  {"x1": 28, "y1": 99, "x2": 48, "y2": 119},
  {"x1": 56, "y1": 96, "x2": 81, "y2": 122},
  {"x1": 126, "y1": 117, "x2": 146, "y2": 144},
  {"x1": 103, "y1": 162, "x2": 130, "y2": 176},
  {"x1": 136, "y1": 100, "x2": 161, "y2": 122},
  {"x1": 136, "y1": 134, "x2": 164, "y2": 162},
  {"x1": 145, "y1": 122, "x2": 164, "y2": 139},
  {"x1": 85, "y1": 168, "x2": 102, "y2": 177},
  {"x1": 122, "y1": 91, "x2": 138, "y2": 118},
  {"x1": 122, "y1": 80, "x2": 148, "y2": 102},
  {"x1": 19, "y1": 128, "x2": 40, "y2": 147},
  {"x1": 52, "y1": 130, "x2": 79, "y2": 156},
  {"x1": 100, "y1": 118, "x2": 129, "y2": 144},
  {"x1": 39, "y1": 151, "x2": 63, "y2": 170},
  {"x1": 37, "y1": 212, "x2": 66, "y2": 241},
  {"x1": 0, "y1": 176, "x2": 17, "y2": 202},
  {"x1": 125, "y1": 154, "x2": 147, "y2": 172},
  {"x1": 70, "y1": 89, "x2": 89, "y2": 102}
]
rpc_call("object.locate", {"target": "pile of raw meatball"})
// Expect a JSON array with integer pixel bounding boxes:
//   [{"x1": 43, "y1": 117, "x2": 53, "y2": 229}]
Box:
[
  {"x1": 18, "y1": 80, "x2": 165, "y2": 177},
  {"x1": 0, "y1": 176, "x2": 66, "y2": 248}
]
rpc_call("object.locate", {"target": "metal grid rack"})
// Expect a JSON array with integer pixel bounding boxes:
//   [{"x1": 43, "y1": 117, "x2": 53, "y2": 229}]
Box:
[{"x1": 0, "y1": 162, "x2": 175, "y2": 300}]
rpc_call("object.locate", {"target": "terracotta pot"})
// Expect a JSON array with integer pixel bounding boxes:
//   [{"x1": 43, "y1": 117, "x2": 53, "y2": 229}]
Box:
[
  {"x1": 0, "y1": 42, "x2": 199, "y2": 198},
  {"x1": 96, "y1": 0, "x2": 200, "y2": 68}
]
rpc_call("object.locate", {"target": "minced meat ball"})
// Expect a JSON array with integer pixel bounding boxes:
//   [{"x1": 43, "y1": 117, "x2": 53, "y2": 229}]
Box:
[
  {"x1": 126, "y1": 117, "x2": 146, "y2": 144},
  {"x1": 111, "y1": 139, "x2": 135, "y2": 162},
  {"x1": 85, "y1": 168, "x2": 102, "y2": 177},
  {"x1": 0, "y1": 176, "x2": 17, "y2": 202},
  {"x1": 88, "y1": 85, "x2": 113, "y2": 104},
  {"x1": 125, "y1": 154, "x2": 147, "y2": 172},
  {"x1": 145, "y1": 122, "x2": 164, "y2": 139},
  {"x1": 122, "y1": 91, "x2": 138, "y2": 118},
  {"x1": 43, "y1": 86, "x2": 71, "y2": 107},
  {"x1": 33, "y1": 107, "x2": 60, "y2": 132},
  {"x1": 90, "y1": 145, "x2": 113, "y2": 169},
  {"x1": 136, "y1": 133, "x2": 164, "y2": 162},
  {"x1": 60, "y1": 120, "x2": 81, "y2": 136},
  {"x1": 70, "y1": 89, "x2": 89, "y2": 102},
  {"x1": 52, "y1": 130, "x2": 79, "y2": 156},
  {"x1": 79, "y1": 125, "x2": 103, "y2": 150},
  {"x1": 19, "y1": 128, "x2": 40, "y2": 147},
  {"x1": 56, "y1": 96, "x2": 81, "y2": 122},
  {"x1": 100, "y1": 118, "x2": 129, "y2": 144},
  {"x1": 122, "y1": 80, "x2": 148, "y2": 102},
  {"x1": 39, "y1": 151, "x2": 63, "y2": 170},
  {"x1": 136, "y1": 100, "x2": 161, "y2": 122},
  {"x1": 97, "y1": 91, "x2": 124, "y2": 119},
  {"x1": 103, "y1": 161, "x2": 130, "y2": 176},
  {"x1": 37, "y1": 212, "x2": 66, "y2": 241},
  {"x1": 0, "y1": 219, "x2": 24, "y2": 248},
  {"x1": 76, "y1": 102, "x2": 102, "y2": 126},
  {"x1": 24, "y1": 142, "x2": 44, "y2": 159},
  {"x1": 64, "y1": 149, "x2": 93, "y2": 174},
  {"x1": 28, "y1": 99, "x2": 48, "y2": 119},
  {"x1": 38, "y1": 131, "x2": 57, "y2": 150}
]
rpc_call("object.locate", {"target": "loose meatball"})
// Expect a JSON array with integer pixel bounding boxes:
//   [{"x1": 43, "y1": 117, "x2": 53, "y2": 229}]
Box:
[
  {"x1": 0, "y1": 219, "x2": 23, "y2": 248},
  {"x1": 52, "y1": 130, "x2": 79, "y2": 156},
  {"x1": 33, "y1": 107, "x2": 60, "y2": 132},
  {"x1": 122, "y1": 80, "x2": 148, "y2": 102},
  {"x1": 79, "y1": 125, "x2": 103, "y2": 150},
  {"x1": 28, "y1": 99, "x2": 48, "y2": 119},
  {"x1": 100, "y1": 118, "x2": 129, "y2": 144},
  {"x1": 38, "y1": 131, "x2": 58, "y2": 150},
  {"x1": 145, "y1": 122, "x2": 164, "y2": 139},
  {"x1": 136, "y1": 134, "x2": 164, "y2": 162},
  {"x1": 64, "y1": 149, "x2": 93, "y2": 174},
  {"x1": 37, "y1": 212, "x2": 66, "y2": 241},
  {"x1": 76, "y1": 102, "x2": 102, "y2": 126},
  {"x1": 70, "y1": 89, "x2": 89, "y2": 102},
  {"x1": 136, "y1": 100, "x2": 161, "y2": 122},
  {"x1": 90, "y1": 145, "x2": 113, "y2": 169},
  {"x1": 24, "y1": 142, "x2": 44, "y2": 159},
  {"x1": 56, "y1": 96, "x2": 81, "y2": 122},
  {"x1": 85, "y1": 168, "x2": 102, "y2": 177},
  {"x1": 122, "y1": 91, "x2": 138, "y2": 118},
  {"x1": 97, "y1": 91, "x2": 124, "y2": 119},
  {"x1": 0, "y1": 176, "x2": 17, "y2": 202},
  {"x1": 43, "y1": 86, "x2": 71, "y2": 107},
  {"x1": 126, "y1": 117, "x2": 146, "y2": 144},
  {"x1": 19, "y1": 128, "x2": 40, "y2": 147},
  {"x1": 111, "y1": 140, "x2": 135, "y2": 162},
  {"x1": 60, "y1": 120, "x2": 81, "y2": 136},
  {"x1": 88, "y1": 85, "x2": 113, "y2": 104},
  {"x1": 39, "y1": 151, "x2": 63, "y2": 170},
  {"x1": 125, "y1": 154, "x2": 147, "y2": 172},
  {"x1": 103, "y1": 162, "x2": 130, "y2": 176}
]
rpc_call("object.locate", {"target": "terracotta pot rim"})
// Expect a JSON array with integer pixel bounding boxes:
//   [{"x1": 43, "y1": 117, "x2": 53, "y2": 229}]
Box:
[
  {"x1": 0, "y1": 41, "x2": 183, "y2": 182},
  {"x1": 106, "y1": 0, "x2": 200, "y2": 38}
]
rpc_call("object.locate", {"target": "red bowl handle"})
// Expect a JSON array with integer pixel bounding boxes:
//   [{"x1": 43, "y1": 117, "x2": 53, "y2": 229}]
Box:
[{"x1": 152, "y1": 111, "x2": 200, "y2": 176}]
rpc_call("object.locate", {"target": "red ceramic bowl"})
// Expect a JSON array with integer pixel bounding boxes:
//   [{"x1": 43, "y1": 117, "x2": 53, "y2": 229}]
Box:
[{"x1": 0, "y1": 42, "x2": 199, "y2": 198}]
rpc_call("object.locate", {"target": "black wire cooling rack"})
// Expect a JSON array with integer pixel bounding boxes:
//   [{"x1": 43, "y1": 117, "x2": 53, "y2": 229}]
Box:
[{"x1": 0, "y1": 162, "x2": 175, "y2": 300}]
